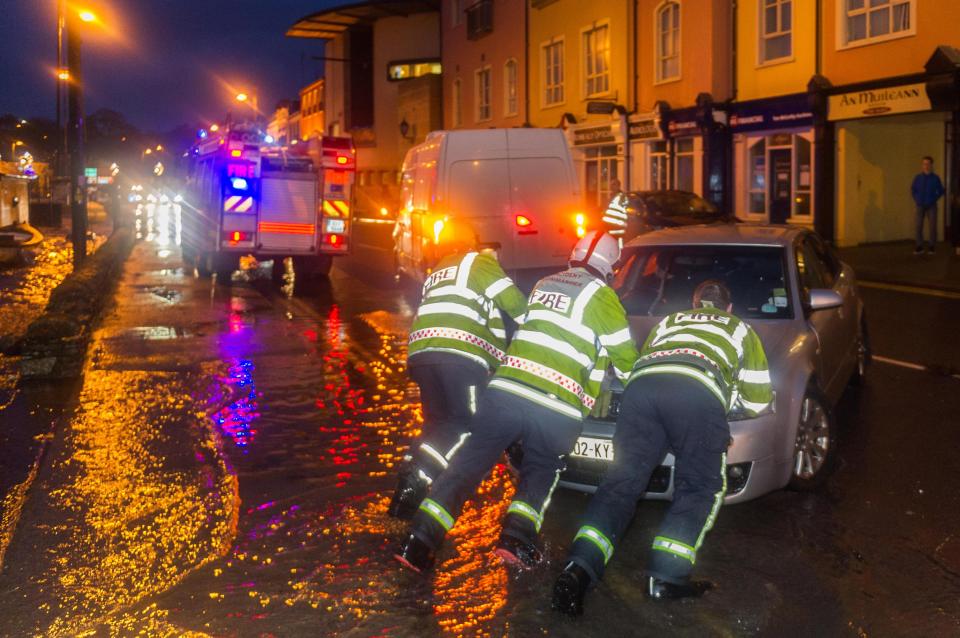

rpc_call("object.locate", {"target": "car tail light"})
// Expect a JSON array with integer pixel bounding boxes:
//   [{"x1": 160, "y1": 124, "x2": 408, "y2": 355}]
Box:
[{"x1": 574, "y1": 212, "x2": 587, "y2": 238}]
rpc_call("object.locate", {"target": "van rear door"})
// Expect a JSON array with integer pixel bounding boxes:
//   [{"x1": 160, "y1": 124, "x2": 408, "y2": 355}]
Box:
[{"x1": 506, "y1": 156, "x2": 579, "y2": 269}]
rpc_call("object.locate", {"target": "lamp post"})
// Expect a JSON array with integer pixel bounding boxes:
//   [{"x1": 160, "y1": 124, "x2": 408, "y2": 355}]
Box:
[{"x1": 66, "y1": 8, "x2": 95, "y2": 267}]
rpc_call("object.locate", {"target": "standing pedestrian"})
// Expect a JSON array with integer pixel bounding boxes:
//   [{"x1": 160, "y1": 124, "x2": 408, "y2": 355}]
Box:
[
  {"x1": 552, "y1": 280, "x2": 772, "y2": 615},
  {"x1": 387, "y1": 222, "x2": 527, "y2": 519},
  {"x1": 394, "y1": 231, "x2": 639, "y2": 573},
  {"x1": 911, "y1": 156, "x2": 945, "y2": 255}
]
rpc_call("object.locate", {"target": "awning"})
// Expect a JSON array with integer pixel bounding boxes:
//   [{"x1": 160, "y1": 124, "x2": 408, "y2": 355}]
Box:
[{"x1": 286, "y1": 0, "x2": 439, "y2": 40}]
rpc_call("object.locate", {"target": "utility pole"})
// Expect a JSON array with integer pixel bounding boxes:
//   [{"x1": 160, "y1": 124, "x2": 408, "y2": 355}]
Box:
[{"x1": 66, "y1": 11, "x2": 87, "y2": 267}]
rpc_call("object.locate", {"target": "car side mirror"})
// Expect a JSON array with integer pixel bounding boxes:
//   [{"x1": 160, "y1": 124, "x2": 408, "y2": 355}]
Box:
[{"x1": 808, "y1": 288, "x2": 843, "y2": 311}]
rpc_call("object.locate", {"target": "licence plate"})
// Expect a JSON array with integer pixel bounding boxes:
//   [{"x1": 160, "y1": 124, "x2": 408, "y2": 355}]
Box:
[
  {"x1": 325, "y1": 218, "x2": 346, "y2": 233},
  {"x1": 571, "y1": 436, "x2": 614, "y2": 461}
]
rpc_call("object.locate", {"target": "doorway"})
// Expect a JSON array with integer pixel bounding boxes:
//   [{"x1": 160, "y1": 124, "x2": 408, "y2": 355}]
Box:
[{"x1": 770, "y1": 147, "x2": 792, "y2": 224}]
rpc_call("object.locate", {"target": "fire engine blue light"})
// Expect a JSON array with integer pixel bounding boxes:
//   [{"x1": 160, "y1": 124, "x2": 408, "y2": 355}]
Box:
[
  {"x1": 198, "y1": 128, "x2": 208, "y2": 139},
  {"x1": 230, "y1": 177, "x2": 249, "y2": 191},
  {"x1": 264, "y1": 134, "x2": 274, "y2": 144}
]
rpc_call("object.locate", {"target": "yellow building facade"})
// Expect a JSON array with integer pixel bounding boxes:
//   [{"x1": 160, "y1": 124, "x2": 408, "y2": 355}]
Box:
[
  {"x1": 298, "y1": 78, "x2": 324, "y2": 141},
  {"x1": 527, "y1": 0, "x2": 634, "y2": 211}
]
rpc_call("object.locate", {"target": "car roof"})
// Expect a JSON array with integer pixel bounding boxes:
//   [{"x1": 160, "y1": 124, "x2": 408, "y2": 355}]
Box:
[{"x1": 623, "y1": 223, "x2": 805, "y2": 248}]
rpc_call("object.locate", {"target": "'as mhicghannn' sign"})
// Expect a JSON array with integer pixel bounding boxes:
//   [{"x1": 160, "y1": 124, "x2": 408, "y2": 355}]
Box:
[{"x1": 828, "y1": 82, "x2": 931, "y2": 121}]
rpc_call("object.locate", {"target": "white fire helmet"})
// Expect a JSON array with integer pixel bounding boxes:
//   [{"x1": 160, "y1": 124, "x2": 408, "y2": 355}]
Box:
[{"x1": 569, "y1": 230, "x2": 621, "y2": 280}]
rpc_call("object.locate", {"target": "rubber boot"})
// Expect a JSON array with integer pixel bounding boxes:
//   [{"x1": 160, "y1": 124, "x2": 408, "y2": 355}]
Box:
[
  {"x1": 394, "y1": 534, "x2": 436, "y2": 574},
  {"x1": 552, "y1": 563, "x2": 592, "y2": 616},
  {"x1": 644, "y1": 576, "x2": 713, "y2": 600},
  {"x1": 387, "y1": 469, "x2": 428, "y2": 520},
  {"x1": 494, "y1": 533, "x2": 543, "y2": 569}
]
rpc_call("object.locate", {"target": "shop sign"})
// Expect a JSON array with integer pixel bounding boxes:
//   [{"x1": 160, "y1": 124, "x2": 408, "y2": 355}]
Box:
[
  {"x1": 667, "y1": 119, "x2": 699, "y2": 136},
  {"x1": 571, "y1": 124, "x2": 616, "y2": 146},
  {"x1": 730, "y1": 94, "x2": 813, "y2": 132},
  {"x1": 828, "y1": 82, "x2": 931, "y2": 121},
  {"x1": 628, "y1": 118, "x2": 662, "y2": 141}
]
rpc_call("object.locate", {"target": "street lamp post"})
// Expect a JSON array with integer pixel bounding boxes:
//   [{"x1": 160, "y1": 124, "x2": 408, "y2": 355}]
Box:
[{"x1": 66, "y1": 9, "x2": 94, "y2": 267}]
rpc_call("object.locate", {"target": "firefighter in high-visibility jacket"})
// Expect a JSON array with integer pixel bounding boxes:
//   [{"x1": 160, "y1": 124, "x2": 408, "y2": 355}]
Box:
[
  {"x1": 395, "y1": 231, "x2": 639, "y2": 573},
  {"x1": 553, "y1": 279, "x2": 773, "y2": 614},
  {"x1": 387, "y1": 222, "x2": 527, "y2": 520}
]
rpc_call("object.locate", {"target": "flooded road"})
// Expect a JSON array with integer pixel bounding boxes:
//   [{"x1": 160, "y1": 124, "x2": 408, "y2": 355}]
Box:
[{"x1": 1, "y1": 203, "x2": 959, "y2": 636}]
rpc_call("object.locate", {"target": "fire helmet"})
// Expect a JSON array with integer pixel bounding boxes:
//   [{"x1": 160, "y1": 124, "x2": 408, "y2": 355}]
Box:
[{"x1": 569, "y1": 230, "x2": 620, "y2": 280}]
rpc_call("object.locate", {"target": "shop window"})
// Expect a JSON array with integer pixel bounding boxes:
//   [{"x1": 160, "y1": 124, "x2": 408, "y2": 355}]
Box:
[
  {"x1": 748, "y1": 139, "x2": 767, "y2": 214},
  {"x1": 388, "y1": 59, "x2": 442, "y2": 82},
  {"x1": 585, "y1": 146, "x2": 619, "y2": 209},
  {"x1": 794, "y1": 136, "x2": 812, "y2": 216},
  {"x1": 504, "y1": 59, "x2": 519, "y2": 116},
  {"x1": 655, "y1": 1, "x2": 680, "y2": 83},
  {"x1": 452, "y1": 79, "x2": 462, "y2": 128},
  {"x1": 542, "y1": 38, "x2": 565, "y2": 106},
  {"x1": 650, "y1": 141, "x2": 669, "y2": 190},
  {"x1": 674, "y1": 137, "x2": 695, "y2": 192},
  {"x1": 842, "y1": 0, "x2": 913, "y2": 46},
  {"x1": 583, "y1": 23, "x2": 610, "y2": 97},
  {"x1": 475, "y1": 66, "x2": 492, "y2": 122},
  {"x1": 760, "y1": 0, "x2": 792, "y2": 63}
]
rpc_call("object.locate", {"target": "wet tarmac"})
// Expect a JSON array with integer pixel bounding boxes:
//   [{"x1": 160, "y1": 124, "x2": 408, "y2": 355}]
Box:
[{"x1": 0, "y1": 203, "x2": 959, "y2": 636}]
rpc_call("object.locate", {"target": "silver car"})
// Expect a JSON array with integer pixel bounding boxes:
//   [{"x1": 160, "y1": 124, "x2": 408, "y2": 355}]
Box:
[{"x1": 560, "y1": 224, "x2": 869, "y2": 503}]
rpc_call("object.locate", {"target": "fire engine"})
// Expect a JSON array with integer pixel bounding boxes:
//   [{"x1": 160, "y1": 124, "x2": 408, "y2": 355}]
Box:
[{"x1": 182, "y1": 125, "x2": 355, "y2": 280}]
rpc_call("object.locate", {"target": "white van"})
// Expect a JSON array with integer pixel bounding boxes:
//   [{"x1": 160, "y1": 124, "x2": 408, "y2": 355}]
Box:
[{"x1": 393, "y1": 129, "x2": 583, "y2": 281}]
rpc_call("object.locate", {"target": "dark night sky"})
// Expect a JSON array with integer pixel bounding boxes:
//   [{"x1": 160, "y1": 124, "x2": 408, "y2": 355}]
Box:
[{"x1": 0, "y1": 1, "x2": 345, "y2": 132}]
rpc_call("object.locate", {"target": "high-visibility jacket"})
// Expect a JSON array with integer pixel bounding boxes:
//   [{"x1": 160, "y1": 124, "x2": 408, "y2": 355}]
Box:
[
  {"x1": 629, "y1": 308, "x2": 773, "y2": 416},
  {"x1": 408, "y1": 251, "x2": 527, "y2": 371},
  {"x1": 601, "y1": 193, "x2": 629, "y2": 236},
  {"x1": 489, "y1": 267, "x2": 639, "y2": 419}
]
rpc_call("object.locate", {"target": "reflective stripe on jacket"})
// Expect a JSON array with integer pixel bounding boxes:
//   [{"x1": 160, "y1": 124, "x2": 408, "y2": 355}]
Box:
[
  {"x1": 492, "y1": 267, "x2": 638, "y2": 417},
  {"x1": 630, "y1": 308, "x2": 773, "y2": 416},
  {"x1": 408, "y1": 251, "x2": 527, "y2": 370}
]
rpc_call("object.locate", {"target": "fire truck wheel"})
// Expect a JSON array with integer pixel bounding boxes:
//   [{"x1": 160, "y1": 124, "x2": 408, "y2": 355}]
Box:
[{"x1": 196, "y1": 253, "x2": 213, "y2": 278}]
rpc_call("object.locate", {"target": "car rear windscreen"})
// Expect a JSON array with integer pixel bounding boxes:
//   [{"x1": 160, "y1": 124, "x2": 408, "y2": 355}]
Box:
[{"x1": 613, "y1": 245, "x2": 792, "y2": 319}]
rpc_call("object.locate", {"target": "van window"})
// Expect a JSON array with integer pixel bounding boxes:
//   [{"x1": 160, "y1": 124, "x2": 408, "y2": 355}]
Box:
[
  {"x1": 508, "y1": 157, "x2": 573, "y2": 219},
  {"x1": 447, "y1": 159, "x2": 511, "y2": 217}
]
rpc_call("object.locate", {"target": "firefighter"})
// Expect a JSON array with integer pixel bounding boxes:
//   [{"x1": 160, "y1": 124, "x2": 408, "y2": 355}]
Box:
[
  {"x1": 552, "y1": 279, "x2": 773, "y2": 614},
  {"x1": 601, "y1": 190, "x2": 630, "y2": 238},
  {"x1": 387, "y1": 220, "x2": 527, "y2": 519},
  {"x1": 395, "y1": 231, "x2": 639, "y2": 572}
]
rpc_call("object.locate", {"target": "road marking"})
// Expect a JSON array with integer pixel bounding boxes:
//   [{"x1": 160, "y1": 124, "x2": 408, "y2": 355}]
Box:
[
  {"x1": 873, "y1": 354, "x2": 960, "y2": 380},
  {"x1": 859, "y1": 281, "x2": 960, "y2": 300}
]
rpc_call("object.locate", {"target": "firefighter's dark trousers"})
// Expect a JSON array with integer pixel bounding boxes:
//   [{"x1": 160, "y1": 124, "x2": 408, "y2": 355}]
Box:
[
  {"x1": 567, "y1": 373, "x2": 730, "y2": 585},
  {"x1": 407, "y1": 353, "x2": 489, "y2": 482},
  {"x1": 410, "y1": 385, "x2": 581, "y2": 549}
]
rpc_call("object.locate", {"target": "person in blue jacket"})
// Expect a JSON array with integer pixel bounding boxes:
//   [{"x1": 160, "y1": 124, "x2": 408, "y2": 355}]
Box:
[{"x1": 911, "y1": 156, "x2": 945, "y2": 255}]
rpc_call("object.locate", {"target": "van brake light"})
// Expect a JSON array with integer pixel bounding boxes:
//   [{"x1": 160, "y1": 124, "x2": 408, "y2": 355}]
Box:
[{"x1": 515, "y1": 214, "x2": 532, "y2": 227}]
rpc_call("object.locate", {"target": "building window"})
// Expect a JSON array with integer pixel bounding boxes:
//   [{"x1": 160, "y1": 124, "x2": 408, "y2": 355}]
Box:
[
  {"x1": 466, "y1": 0, "x2": 494, "y2": 40},
  {"x1": 843, "y1": 0, "x2": 913, "y2": 46},
  {"x1": 655, "y1": 1, "x2": 680, "y2": 82},
  {"x1": 674, "y1": 137, "x2": 695, "y2": 192},
  {"x1": 451, "y1": 0, "x2": 463, "y2": 27},
  {"x1": 585, "y1": 146, "x2": 619, "y2": 208},
  {"x1": 583, "y1": 23, "x2": 610, "y2": 97},
  {"x1": 475, "y1": 67, "x2": 491, "y2": 122},
  {"x1": 748, "y1": 138, "x2": 767, "y2": 214},
  {"x1": 452, "y1": 78, "x2": 462, "y2": 128},
  {"x1": 542, "y1": 38, "x2": 565, "y2": 107},
  {"x1": 504, "y1": 59, "x2": 519, "y2": 116},
  {"x1": 794, "y1": 135, "x2": 812, "y2": 216},
  {"x1": 388, "y1": 59, "x2": 442, "y2": 82},
  {"x1": 650, "y1": 141, "x2": 669, "y2": 190},
  {"x1": 760, "y1": 0, "x2": 792, "y2": 63}
]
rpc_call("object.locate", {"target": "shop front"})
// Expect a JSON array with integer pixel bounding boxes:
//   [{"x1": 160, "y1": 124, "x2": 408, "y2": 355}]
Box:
[
  {"x1": 566, "y1": 116, "x2": 626, "y2": 213},
  {"x1": 731, "y1": 93, "x2": 815, "y2": 227}
]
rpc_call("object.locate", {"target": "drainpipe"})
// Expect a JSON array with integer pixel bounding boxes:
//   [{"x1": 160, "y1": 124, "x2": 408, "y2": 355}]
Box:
[
  {"x1": 731, "y1": 0, "x2": 738, "y2": 101},
  {"x1": 524, "y1": 2, "x2": 530, "y2": 125},
  {"x1": 815, "y1": 0, "x2": 822, "y2": 76}
]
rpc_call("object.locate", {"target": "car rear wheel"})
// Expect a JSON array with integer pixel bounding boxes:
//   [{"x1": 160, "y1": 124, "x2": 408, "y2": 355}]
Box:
[{"x1": 788, "y1": 386, "x2": 837, "y2": 491}]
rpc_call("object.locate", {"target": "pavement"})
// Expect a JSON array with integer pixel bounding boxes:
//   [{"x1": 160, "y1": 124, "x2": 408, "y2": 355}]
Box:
[{"x1": 839, "y1": 240, "x2": 960, "y2": 293}]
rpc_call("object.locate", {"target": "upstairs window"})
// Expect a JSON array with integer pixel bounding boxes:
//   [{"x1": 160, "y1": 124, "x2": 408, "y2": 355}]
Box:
[
  {"x1": 504, "y1": 59, "x2": 519, "y2": 116},
  {"x1": 450, "y1": 0, "x2": 463, "y2": 27},
  {"x1": 843, "y1": 0, "x2": 913, "y2": 46},
  {"x1": 583, "y1": 23, "x2": 610, "y2": 97},
  {"x1": 466, "y1": 0, "x2": 494, "y2": 40},
  {"x1": 760, "y1": 0, "x2": 792, "y2": 63},
  {"x1": 475, "y1": 67, "x2": 491, "y2": 122},
  {"x1": 542, "y1": 38, "x2": 565, "y2": 106},
  {"x1": 656, "y1": 2, "x2": 680, "y2": 82}
]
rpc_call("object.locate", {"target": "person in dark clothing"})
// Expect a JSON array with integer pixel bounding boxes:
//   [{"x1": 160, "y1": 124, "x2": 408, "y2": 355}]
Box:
[{"x1": 911, "y1": 156, "x2": 945, "y2": 255}]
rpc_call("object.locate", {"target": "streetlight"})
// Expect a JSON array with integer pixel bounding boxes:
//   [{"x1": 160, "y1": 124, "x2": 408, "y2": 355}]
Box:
[{"x1": 78, "y1": 9, "x2": 96, "y2": 23}]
